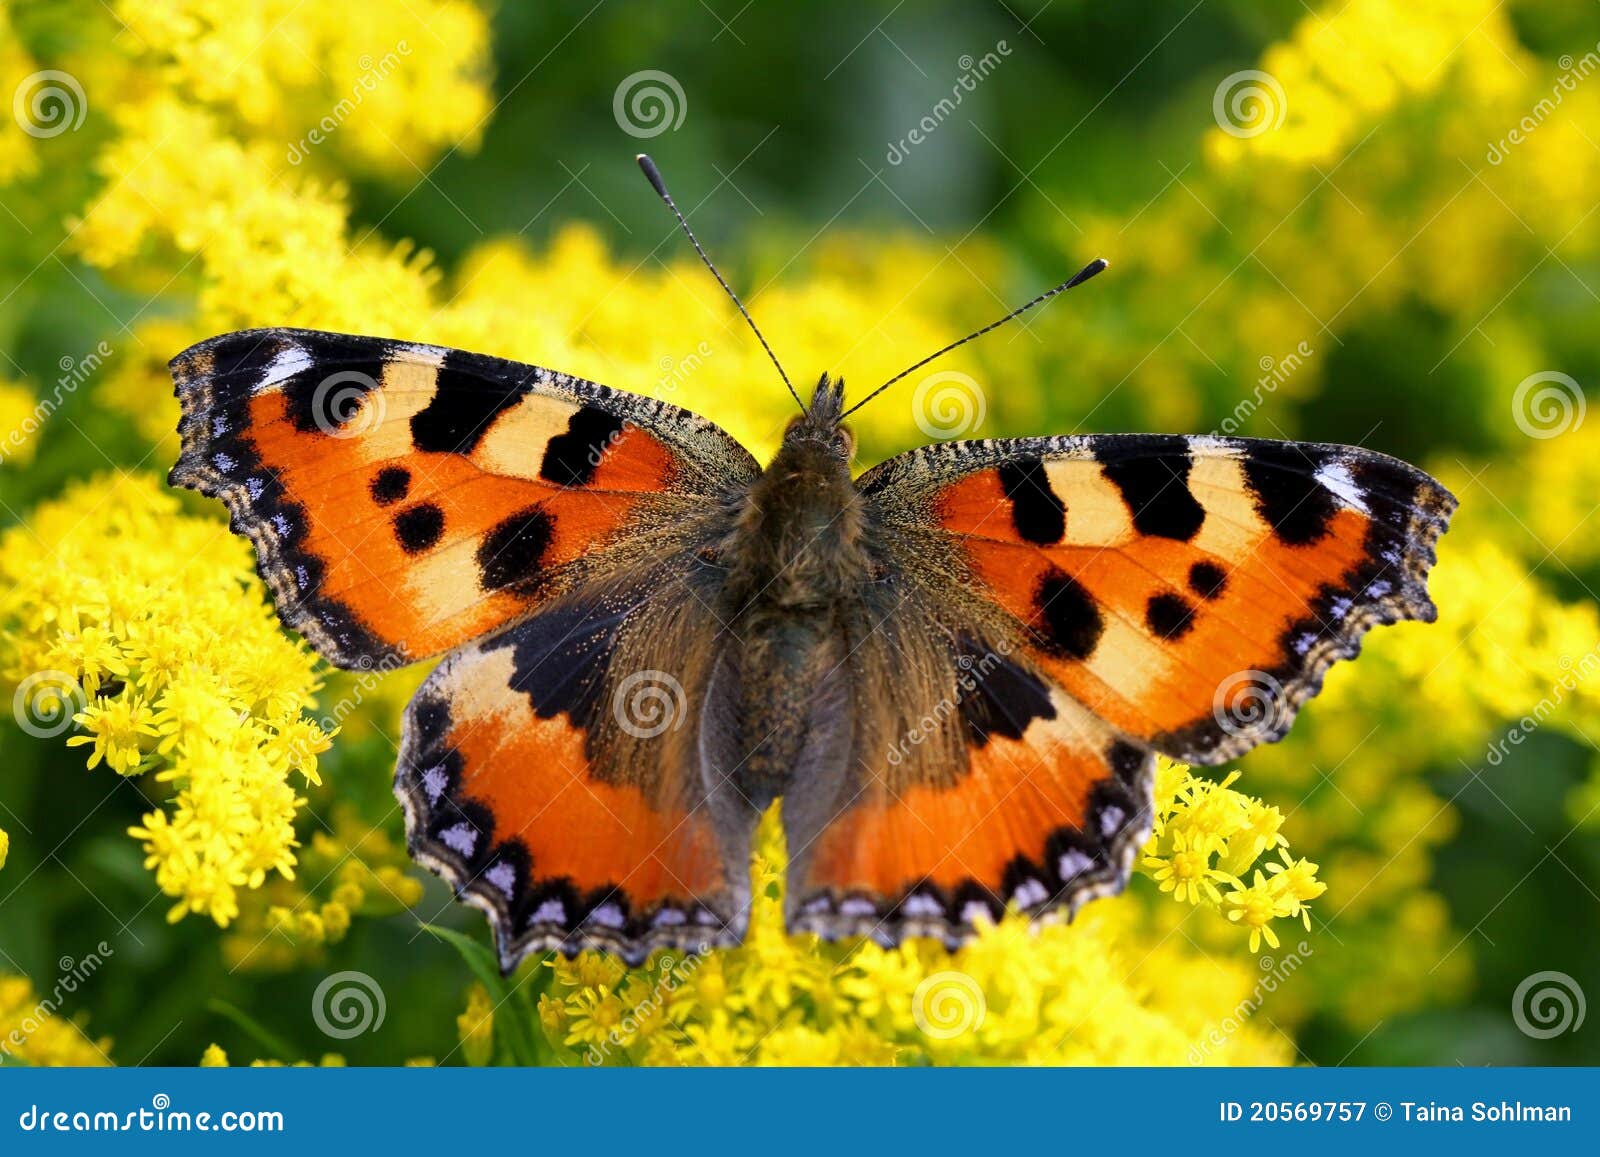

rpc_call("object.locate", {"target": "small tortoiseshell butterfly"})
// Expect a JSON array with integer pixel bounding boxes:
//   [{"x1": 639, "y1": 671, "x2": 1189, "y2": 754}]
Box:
[{"x1": 169, "y1": 156, "x2": 1454, "y2": 970}]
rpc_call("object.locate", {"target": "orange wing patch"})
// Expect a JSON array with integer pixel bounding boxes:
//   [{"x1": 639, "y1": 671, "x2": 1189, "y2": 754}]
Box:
[
  {"x1": 788, "y1": 683, "x2": 1152, "y2": 943},
  {"x1": 397, "y1": 596, "x2": 749, "y2": 969},
  {"x1": 923, "y1": 435, "x2": 1454, "y2": 763},
  {"x1": 170, "y1": 329, "x2": 746, "y2": 668}
]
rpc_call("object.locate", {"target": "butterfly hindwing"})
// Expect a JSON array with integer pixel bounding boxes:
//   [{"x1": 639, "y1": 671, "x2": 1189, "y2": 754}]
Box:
[
  {"x1": 784, "y1": 631, "x2": 1154, "y2": 944},
  {"x1": 169, "y1": 328, "x2": 757, "y2": 668}
]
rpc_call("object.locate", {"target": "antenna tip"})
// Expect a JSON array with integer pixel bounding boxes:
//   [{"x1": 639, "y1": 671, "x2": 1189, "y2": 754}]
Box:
[
  {"x1": 635, "y1": 153, "x2": 669, "y2": 198},
  {"x1": 1066, "y1": 257, "x2": 1110, "y2": 288}
]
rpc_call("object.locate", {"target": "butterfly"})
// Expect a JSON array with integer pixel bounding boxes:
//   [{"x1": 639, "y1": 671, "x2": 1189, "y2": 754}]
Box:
[{"x1": 168, "y1": 156, "x2": 1454, "y2": 970}]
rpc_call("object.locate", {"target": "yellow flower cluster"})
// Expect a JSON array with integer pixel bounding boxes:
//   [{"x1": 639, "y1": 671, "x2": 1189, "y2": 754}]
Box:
[
  {"x1": 0, "y1": 382, "x2": 38, "y2": 466},
  {"x1": 222, "y1": 805, "x2": 425, "y2": 972},
  {"x1": 0, "y1": 974, "x2": 112, "y2": 1066},
  {"x1": 1206, "y1": 0, "x2": 1524, "y2": 168},
  {"x1": 0, "y1": 474, "x2": 330, "y2": 926},
  {"x1": 509, "y1": 763, "x2": 1316, "y2": 1067},
  {"x1": 1143, "y1": 761, "x2": 1325, "y2": 951}
]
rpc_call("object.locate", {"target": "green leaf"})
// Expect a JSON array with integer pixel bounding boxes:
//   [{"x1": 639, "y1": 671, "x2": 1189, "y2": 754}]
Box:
[{"x1": 419, "y1": 923, "x2": 540, "y2": 1066}]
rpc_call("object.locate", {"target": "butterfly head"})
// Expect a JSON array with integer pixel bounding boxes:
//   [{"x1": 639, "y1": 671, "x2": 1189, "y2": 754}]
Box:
[{"x1": 777, "y1": 373, "x2": 854, "y2": 462}]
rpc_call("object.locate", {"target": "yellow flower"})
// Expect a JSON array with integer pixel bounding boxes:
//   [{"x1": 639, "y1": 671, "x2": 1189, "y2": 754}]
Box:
[
  {"x1": 0, "y1": 974, "x2": 113, "y2": 1066},
  {"x1": 457, "y1": 984, "x2": 494, "y2": 1067}
]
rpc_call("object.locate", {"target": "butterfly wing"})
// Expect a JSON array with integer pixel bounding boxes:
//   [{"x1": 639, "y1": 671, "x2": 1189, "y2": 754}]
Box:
[
  {"x1": 398, "y1": 566, "x2": 757, "y2": 968},
  {"x1": 784, "y1": 434, "x2": 1453, "y2": 942},
  {"x1": 170, "y1": 328, "x2": 757, "y2": 667},
  {"x1": 172, "y1": 328, "x2": 762, "y2": 966}
]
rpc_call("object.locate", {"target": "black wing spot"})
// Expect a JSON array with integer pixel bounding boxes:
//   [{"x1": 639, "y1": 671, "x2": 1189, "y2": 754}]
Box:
[
  {"x1": 954, "y1": 639, "x2": 1057, "y2": 746},
  {"x1": 394, "y1": 503, "x2": 445, "y2": 554},
  {"x1": 370, "y1": 466, "x2": 411, "y2": 506},
  {"x1": 540, "y1": 407, "x2": 626, "y2": 487},
  {"x1": 1188, "y1": 560, "x2": 1228, "y2": 601},
  {"x1": 478, "y1": 506, "x2": 555, "y2": 593},
  {"x1": 410, "y1": 349, "x2": 534, "y2": 454},
  {"x1": 1242, "y1": 444, "x2": 1338, "y2": 546},
  {"x1": 1145, "y1": 592, "x2": 1196, "y2": 641},
  {"x1": 998, "y1": 458, "x2": 1066, "y2": 545},
  {"x1": 1034, "y1": 569, "x2": 1104, "y2": 661},
  {"x1": 1097, "y1": 438, "x2": 1205, "y2": 541}
]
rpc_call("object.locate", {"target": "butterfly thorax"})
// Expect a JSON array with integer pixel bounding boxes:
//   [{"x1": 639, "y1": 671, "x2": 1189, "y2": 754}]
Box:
[{"x1": 720, "y1": 376, "x2": 868, "y2": 804}]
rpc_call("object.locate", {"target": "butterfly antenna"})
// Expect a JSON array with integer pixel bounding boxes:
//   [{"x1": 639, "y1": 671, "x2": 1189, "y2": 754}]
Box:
[
  {"x1": 636, "y1": 154, "x2": 805, "y2": 415},
  {"x1": 838, "y1": 258, "x2": 1110, "y2": 420}
]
